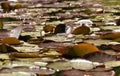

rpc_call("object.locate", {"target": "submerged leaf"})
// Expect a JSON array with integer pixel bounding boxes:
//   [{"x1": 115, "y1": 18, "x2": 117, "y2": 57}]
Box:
[{"x1": 105, "y1": 61, "x2": 120, "y2": 68}]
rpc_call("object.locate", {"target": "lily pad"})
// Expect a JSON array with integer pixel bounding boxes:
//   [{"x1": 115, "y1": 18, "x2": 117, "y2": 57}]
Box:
[
  {"x1": 0, "y1": 54, "x2": 10, "y2": 59},
  {"x1": 100, "y1": 26, "x2": 120, "y2": 30},
  {"x1": 0, "y1": 72, "x2": 36, "y2": 76},
  {"x1": 47, "y1": 61, "x2": 72, "y2": 71},
  {"x1": 84, "y1": 39, "x2": 113, "y2": 45},
  {"x1": 104, "y1": 61, "x2": 120, "y2": 68},
  {"x1": 70, "y1": 59, "x2": 99, "y2": 70}
]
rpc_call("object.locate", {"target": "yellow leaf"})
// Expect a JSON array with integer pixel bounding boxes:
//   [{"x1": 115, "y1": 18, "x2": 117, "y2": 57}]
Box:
[
  {"x1": 72, "y1": 43, "x2": 99, "y2": 57},
  {"x1": 59, "y1": 43, "x2": 99, "y2": 57}
]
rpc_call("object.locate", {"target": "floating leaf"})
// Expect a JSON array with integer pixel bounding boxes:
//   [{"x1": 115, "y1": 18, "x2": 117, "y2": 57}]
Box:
[
  {"x1": 1, "y1": 2, "x2": 11, "y2": 13},
  {"x1": 47, "y1": 61, "x2": 72, "y2": 71},
  {"x1": 2, "y1": 37, "x2": 20, "y2": 45},
  {"x1": 13, "y1": 46, "x2": 40, "y2": 53},
  {"x1": 0, "y1": 54, "x2": 10, "y2": 59},
  {"x1": 72, "y1": 43, "x2": 99, "y2": 57},
  {"x1": 84, "y1": 39, "x2": 112, "y2": 45},
  {"x1": 70, "y1": 59, "x2": 99, "y2": 70},
  {"x1": 43, "y1": 25, "x2": 55, "y2": 33},
  {"x1": 27, "y1": 38, "x2": 43, "y2": 44},
  {"x1": 100, "y1": 32, "x2": 120, "y2": 39},
  {"x1": 105, "y1": 61, "x2": 120, "y2": 68},
  {"x1": 14, "y1": 3, "x2": 22, "y2": 9},
  {"x1": 59, "y1": 42, "x2": 99, "y2": 57},
  {"x1": 0, "y1": 66, "x2": 55, "y2": 75},
  {"x1": 11, "y1": 52, "x2": 40, "y2": 58},
  {"x1": 0, "y1": 72, "x2": 35, "y2": 76},
  {"x1": 72, "y1": 25, "x2": 90, "y2": 35}
]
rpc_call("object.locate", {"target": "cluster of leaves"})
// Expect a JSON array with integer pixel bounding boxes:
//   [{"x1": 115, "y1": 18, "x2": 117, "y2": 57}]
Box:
[{"x1": 0, "y1": 0, "x2": 120, "y2": 76}]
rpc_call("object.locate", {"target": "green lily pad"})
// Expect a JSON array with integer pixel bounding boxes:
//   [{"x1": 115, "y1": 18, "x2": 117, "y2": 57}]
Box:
[
  {"x1": 84, "y1": 39, "x2": 112, "y2": 45},
  {"x1": 104, "y1": 61, "x2": 120, "y2": 68},
  {"x1": 70, "y1": 59, "x2": 99, "y2": 71},
  {"x1": 0, "y1": 72, "x2": 35, "y2": 76},
  {"x1": 47, "y1": 61, "x2": 72, "y2": 71},
  {"x1": 100, "y1": 26, "x2": 120, "y2": 30},
  {"x1": 0, "y1": 54, "x2": 10, "y2": 59},
  {"x1": 44, "y1": 35, "x2": 67, "y2": 42}
]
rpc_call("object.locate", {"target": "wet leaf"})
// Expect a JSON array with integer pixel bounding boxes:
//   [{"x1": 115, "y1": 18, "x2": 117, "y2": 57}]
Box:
[
  {"x1": 43, "y1": 25, "x2": 55, "y2": 33},
  {"x1": 2, "y1": 37, "x2": 20, "y2": 45},
  {"x1": 59, "y1": 42, "x2": 100, "y2": 57},
  {"x1": 84, "y1": 39, "x2": 112, "y2": 45},
  {"x1": 0, "y1": 72, "x2": 36, "y2": 76},
  {"x1": 1, "y1": 2, "x2": 11, "y2": 13},
  {"x1": 0, "y1": 54, "x2": 10, "y2": 59},
  {"x1": 70, "y1": 59, "x2": 99, "y2": 70},
  {"x1": 13, "y1": 45, "x2": 40, "y2": 53},
  {"x1": 104, "y1": 61, "x2": 120, "y2": 68},
  {"x1": 11, "y1": 52, "x2": 40, "y2": 58},
  {"x1": 100, "y1": 32, "x2": 120, "y2": 39},
  {"x1": 72, "y1": 42, "x2": 99, "y2": 57},
  {"x1": 47, "y1": 61, "x2": 72, "y2": 71},
  {"x1": 72, "y1": 25, "x2": 90, "y2": 35}
]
